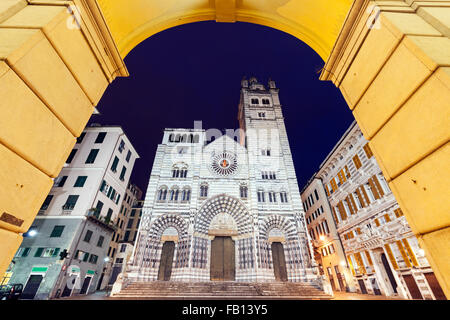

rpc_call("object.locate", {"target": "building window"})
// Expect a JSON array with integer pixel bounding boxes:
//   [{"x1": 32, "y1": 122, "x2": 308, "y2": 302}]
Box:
[
  {"x1": 200, "y1": 185, "x2": 208, "y2": 198},
  {"x1": 66, "y1": 149, "x2": 77, "y2": 164},
  {"x1": 127, "y1": 219, "x2": 134, "y2": 229},
  {"x1": 261, "y1": 149, "x2": 271, "y2": 156},
  {"x1": 95, "y1": 132, "x2": 107, "y2": 143},
  {"x1": 257, "y1": 190, "x2": 265, "y2": 202},
  {"x1": 97, "y1": 235, "x2": 104, "y2": 247},
  {"x1": 363, "y1": 143, "x2": 373, "y2": 159},
  {"x1": 182, "y1": 188, "x2": 191, "y2": 201},
  {"x1": 85, "y1": 149, "x2": 99, "y2": 164},
  {"x1": 76, "y1": 132, "x2": 86, "y2": 144},
  {"x1": 157, "y1": 187, "x2": 168, "y2": 201},
  {"x1": 119, "y1": 166, "x2": 127, "y2": 181},
  {"x1": 89, "y1": 254, "x2": 98, "y2": 264},
  {"x1": 352, "y1": 154, "x2": 362, "y2": 169},
  {"x1": 118, "y1": 140, "x2": 125, "y2": 153},
  {"x1": 50, "y1": 225, "x2": 65, "y2": 238},
  {"x1": 95, "y1": 200, "x2": 103, "y2": 216},
  {"x1": 54, "y1": 176, "x2": 67, "y2": 187},
  {"x1": 258, "y1": 112, "x2": 266, "y2": 118},
  {"x1": 269, "y1": 192, "x2": 277, "y2": 202},
  {"x1": 83, "y1": 230, "x2": 93, "y2": 243},
  {"x1": 120, "y1": 244, "x2": 127, "y2": 252},
  {"x1": 280, "y1": 191, "x2": 288, "y2": 203},
  {"x1": 240, "y1": 186, "x2": 248, "y2": 199},
  {"x1": 42, "y1": 248, "x2": 60, "y2": 258},
  {"x1": 15, "y1": 247, "x2": 31, "y2": 257},
  {"x1": 123, "y1": 231, "x2": 130, "y2": 242},
  {"x1": 111, "y1": 156, "x2": 119, "y2": 172},
  {"x1": 74, "y1": 176, "x2": 87, "y2": 187},
  {"x1": 314, "y1": 189, "x2": 319, "y2": 201},
  {"x1": 130, "y1": 209, "x2": 136, "y2": 217},
  {"x1": 62, "y1": 195, "x2": 79, "y2": 211},
  {"x1": 262, "y1": 98, "x2": 270, "y2": 105},
  {"x1": 40, "y1": 195, "x2": 54, "y2": 210},
  {"x1": 251, "y1": 98, "x2": 259, "y2": 104},
  {"x1": 126, "y1": 150, "x2": 132, "y2": 162}
]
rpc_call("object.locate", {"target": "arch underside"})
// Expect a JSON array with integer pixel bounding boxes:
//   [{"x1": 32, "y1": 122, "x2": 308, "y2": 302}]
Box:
[{"x1": 97, "y1": 0, "x2": 353, "y2": 61}]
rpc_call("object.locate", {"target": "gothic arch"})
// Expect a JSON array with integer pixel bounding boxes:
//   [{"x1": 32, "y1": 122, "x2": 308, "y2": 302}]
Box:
[
  {"x1": 195, "y1": 194, "x2": 252, "y2": 235},
  {"x1": 148, "y1": 213, "x2": 188, "y2": 241},
  {"x1": 259, "y1": 215, "x2": 298, "y2": 241}
]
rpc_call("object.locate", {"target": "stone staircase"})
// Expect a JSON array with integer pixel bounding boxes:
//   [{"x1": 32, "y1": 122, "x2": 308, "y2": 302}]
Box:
[{"x1": 111, "y1": 281, "x2": 332, "y2": 299}]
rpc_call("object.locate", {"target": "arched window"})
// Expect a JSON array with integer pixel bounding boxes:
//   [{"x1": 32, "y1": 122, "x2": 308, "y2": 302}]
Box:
[
  {"x1": 262, "y1": 98, "x2": 270, "y2": 105},
  {"x1": 251, "y1": 98, "x2": 259, "y2": 104},
  {"x1": 182, "y1": 188, "x2": 191, "y2": 202},
  {"x1": 240, "y1": 185, "x2": 248, "y2": 199},
  {"x1": 194, "y1": 135, "x2": 199, "y2": 143},
  {"x1": 268, "y1": 191, "x2": 276, "y2": 202},
  {"x1": 200, "y1": 184, "x2": 208, "y2": 198},
  {"x1": 189, "y1": 134, "x2": 194, "y2": 143},
  {"x1": 280, "y1": 191, "x2": 288, "y2": 203},
  {"x1": 169, "y1": 187, "x2": 179, "y2": 202},
  {"x1": 175, "y1": 134, "x2": 180, "y2": 142},
  {"x1": 257, "y1": 190, "x2": 265, "y2": 202},
  {"x1": 168, "y1": 134, "x2": 174, "y2": 142},
  {"x1": 181, "y1": 134, "x2": 187, "y2": 142},
  {"x1": 157, "y1": 187, "x2": 168, "y2": 201}
]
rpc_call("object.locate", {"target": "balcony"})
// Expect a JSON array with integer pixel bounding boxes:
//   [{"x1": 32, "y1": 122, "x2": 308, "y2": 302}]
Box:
[
  {"x1": 61, "y1": 203, "x2": 75, "y2": 215},
  {"x1": 86, "y1": 208, "x2": 117, "y2": 232}
]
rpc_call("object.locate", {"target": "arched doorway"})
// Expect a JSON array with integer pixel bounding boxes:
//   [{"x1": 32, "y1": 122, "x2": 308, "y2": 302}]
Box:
[
  {"x1": 0, "y1": 0, "x2": 448, "y2": 298},
  {"x1": 208, "y1": 212, "x2": 238, "y2": 281}
]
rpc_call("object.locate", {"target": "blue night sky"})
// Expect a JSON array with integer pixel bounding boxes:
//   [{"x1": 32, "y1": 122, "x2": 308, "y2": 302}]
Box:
[{"x1": 89, "y1": 21, "x2": 354, "y2": 194}]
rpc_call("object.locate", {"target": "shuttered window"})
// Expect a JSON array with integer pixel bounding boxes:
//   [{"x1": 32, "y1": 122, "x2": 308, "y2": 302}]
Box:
[
  {"x1": 356, "y1": 188, "x2": 366, "y2": 207},
  {"x1": 384, "y1": 213, "x2": 391, "y2": 222},
  {"x1": 368, "y1": 178, "x2": 381, "y2": 199},
  {"x1": 337, "y1": 202, "x2": 347, "y2": 220},
  {"x1": 384, "y1": 244, "x2": 399, "y2": 269},
  {"x1": 402, "y1": 238, "x2": 419, "y2": 267},
  {"x1": 365, "y1": 251, "x2": 373, "y2": 266},
  {"x1": 396, "y1": 240, "x2": 412, "y2": 268},
  {"x1": 347, "y1": 256, "x2": 356, "y2": 276},
  {"x1": 352, "y1": 154, "x2": 362, "y2": 169},
  {"x1": 394, "y1": 208, "x2": 404, "y2": 218},
  {"x1": 337, "y1": 169, "x2": 346, "y2": 185},
  {"x1": 355, "y1": 252, "x2": 367, "y2": 274},
  {"x1": 374, "y1": 218, "x2": 380, "y2": 227},
  {"x1": 330, "y1": 178, "x2": 338, "y2": 192},
  {"x1": 363, "y1": 143, "x2": 373, "y2": 158},
  {"x1": 372, "y1": 175, "x2": 385, "y2": 197}
]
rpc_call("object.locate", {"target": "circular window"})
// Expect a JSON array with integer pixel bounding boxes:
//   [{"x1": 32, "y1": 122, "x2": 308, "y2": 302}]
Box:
[{"x1": 210, "y1": 152, "x2": 238, "y2": 176}]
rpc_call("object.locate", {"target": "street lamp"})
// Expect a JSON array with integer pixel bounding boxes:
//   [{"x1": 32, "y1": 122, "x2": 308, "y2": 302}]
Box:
[{"x1": 28, "y1": 230, "x2": 37, "y2": 237}]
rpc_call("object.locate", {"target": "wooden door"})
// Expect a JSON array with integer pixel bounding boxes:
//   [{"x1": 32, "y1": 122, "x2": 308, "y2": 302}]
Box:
[
  {"x1": 271, "y1": 242, "x2": 288, "y2": 282},
  {"x1": 158, "y1": 241, "x2": 175, "y2": 281},
  {"x1": 210, "y1": 236, "x2": 235, "y2": 281},
  {"x1": 403, "y1": 274, "x2": 423, "y2": 299},
  {"x1": 424, "y1": 272, "x2": 446, "y2": 300}
]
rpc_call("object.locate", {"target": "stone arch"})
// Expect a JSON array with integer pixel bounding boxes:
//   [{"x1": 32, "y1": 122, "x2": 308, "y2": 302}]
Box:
[
  {"x1": 259, "y1": 215, "x2": 298, "y2": 241},
  {"x1": 97, "y1": 0, "x2": 354, "y2": 61},
  {"x1": 195, "y1": 194, "x2": 252, "y2": 236},
  {"x1": 148, "y1": 213, "x2": 188, "y2": 241}
]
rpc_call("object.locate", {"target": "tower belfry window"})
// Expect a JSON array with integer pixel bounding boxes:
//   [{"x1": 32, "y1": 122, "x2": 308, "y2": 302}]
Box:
[{"x1": 251, "y1": 98, "x2": 259, "y2": 104}]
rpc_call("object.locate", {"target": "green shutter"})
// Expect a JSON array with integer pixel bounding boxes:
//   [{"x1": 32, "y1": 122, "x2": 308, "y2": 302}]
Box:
[{"x1": 34, "y1": 248, "x2": 44, "y2": 257}]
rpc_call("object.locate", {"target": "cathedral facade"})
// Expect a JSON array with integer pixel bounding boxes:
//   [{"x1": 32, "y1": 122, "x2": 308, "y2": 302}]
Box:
[{"x1": 125, "y1": 78, "x2": 318, "y2": 284}]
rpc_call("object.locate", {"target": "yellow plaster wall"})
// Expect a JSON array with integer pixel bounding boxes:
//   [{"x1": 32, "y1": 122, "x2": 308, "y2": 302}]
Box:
[{"x1": 96, "y1": 0, "x2": 354, "y2": 61}]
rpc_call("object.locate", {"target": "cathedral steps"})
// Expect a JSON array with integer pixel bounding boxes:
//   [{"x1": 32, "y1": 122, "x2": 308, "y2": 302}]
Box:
[{"x1": 111, "y1": 281, "x2": 332, "y2": 299}]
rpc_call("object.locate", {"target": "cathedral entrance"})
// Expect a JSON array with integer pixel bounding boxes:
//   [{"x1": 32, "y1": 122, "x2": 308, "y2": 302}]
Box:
[
  {"x1": 158, "y1": 241, "x2": 175, "y2": 281},
  {"x1": 210, "y1": 236, "x2": 235, "y2": 281},
  {"x1": 271, "y1": 242, "x2": 288, "y2": 282}
]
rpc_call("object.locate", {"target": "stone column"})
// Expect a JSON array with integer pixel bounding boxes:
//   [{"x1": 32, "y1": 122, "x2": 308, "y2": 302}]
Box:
[{"x1": 321, "y1": 0, "x2": 450, "y2": 298}]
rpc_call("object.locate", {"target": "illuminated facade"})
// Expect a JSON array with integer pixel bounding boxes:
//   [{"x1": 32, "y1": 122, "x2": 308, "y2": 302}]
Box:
[{"x1": 316, "y1": 122, "x2": 446, "y2": 300}]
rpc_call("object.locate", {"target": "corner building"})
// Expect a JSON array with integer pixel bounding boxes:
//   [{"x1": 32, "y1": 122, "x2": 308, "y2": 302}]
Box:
[
  {"x1": 126, "y1": 78, "x2": 317, "y2": 284},
  {"x1": 317, "y1": 122, "x2": 446, "y2": 300}
]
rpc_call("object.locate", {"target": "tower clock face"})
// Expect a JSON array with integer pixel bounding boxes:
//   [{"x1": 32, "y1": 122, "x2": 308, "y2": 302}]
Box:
[{"x1": 210, "y1": 152, "x2": 238, "y2": 176}]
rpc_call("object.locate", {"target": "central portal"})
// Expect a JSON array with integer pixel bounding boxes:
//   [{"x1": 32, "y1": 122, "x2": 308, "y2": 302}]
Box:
[{"x1": 210, "y1": 236, "x2": 235, "y2": 281}]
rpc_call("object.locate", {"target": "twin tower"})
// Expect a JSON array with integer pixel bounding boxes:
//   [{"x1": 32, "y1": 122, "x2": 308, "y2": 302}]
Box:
[{"x1": 124, "y1": 77, "x2": 319, "y2": 285}]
